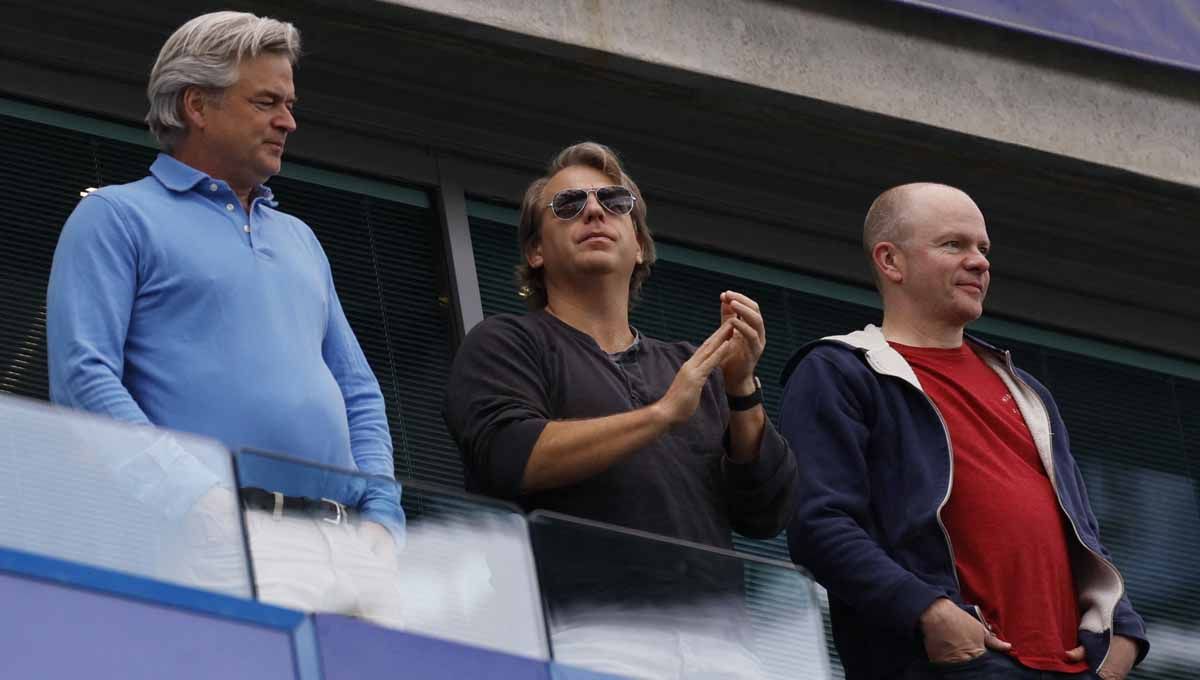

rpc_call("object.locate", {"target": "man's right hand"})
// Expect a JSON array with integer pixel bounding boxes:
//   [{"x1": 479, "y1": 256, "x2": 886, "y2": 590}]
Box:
[
  {"x1": 654, "y1": 321, "x2": 735, "y2": 426},
  {"x1": 919, "y1": 598, "x2": 1011, "y2": 664}
]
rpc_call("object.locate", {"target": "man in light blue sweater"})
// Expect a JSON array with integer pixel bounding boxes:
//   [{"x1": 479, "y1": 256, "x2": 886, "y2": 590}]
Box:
[{"x1": 46, "y1": 11, "x2": 404, "y2": 622}]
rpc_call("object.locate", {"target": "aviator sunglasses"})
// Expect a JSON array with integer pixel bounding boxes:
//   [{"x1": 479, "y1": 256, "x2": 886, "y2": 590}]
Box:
[{"x1": 547, "y1": 185, "x2": 637, "y2": 221}]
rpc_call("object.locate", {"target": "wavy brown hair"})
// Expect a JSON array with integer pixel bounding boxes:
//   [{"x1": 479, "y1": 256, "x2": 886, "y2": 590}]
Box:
[{"x1": 516, "y1": 142, "x2": 656, "y2": 309}]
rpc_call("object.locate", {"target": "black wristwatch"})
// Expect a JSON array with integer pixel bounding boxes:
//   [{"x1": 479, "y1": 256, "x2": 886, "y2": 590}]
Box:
[{"x1": 727, "y1": 376, "x2": 763, "y2": 411}]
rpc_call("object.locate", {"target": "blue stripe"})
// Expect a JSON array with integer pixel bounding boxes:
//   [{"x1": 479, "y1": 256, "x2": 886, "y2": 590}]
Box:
[
  {"x1": 0, "y1": 545, "x2": 304, "y2": 630},
  {"x1": 889, "y1": 0, "x2": 1200, "y2": 73}
]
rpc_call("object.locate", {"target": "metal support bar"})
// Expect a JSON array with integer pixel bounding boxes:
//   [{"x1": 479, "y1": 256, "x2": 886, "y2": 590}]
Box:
[{"x1": 436, "y1": 156, "x2": 485, "y2": 344}]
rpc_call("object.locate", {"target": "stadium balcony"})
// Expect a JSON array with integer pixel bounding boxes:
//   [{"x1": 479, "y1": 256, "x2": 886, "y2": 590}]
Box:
[{"x1": 0, "y1": 393, "x2": 830, "y2": 679}]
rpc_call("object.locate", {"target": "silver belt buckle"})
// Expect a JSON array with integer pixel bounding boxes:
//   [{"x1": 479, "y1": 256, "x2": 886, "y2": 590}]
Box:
[{"x1": 320, "y1": 498, "x2": 344, "y2": 526}]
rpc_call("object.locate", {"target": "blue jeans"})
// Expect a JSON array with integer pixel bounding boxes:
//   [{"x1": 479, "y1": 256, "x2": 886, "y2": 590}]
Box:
[{"x1": 901, "y1": 650, "x2": 1098, "y2": 680}]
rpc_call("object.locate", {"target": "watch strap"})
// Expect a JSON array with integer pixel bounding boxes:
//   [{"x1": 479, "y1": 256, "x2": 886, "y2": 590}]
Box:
[{"x1": 727, "y1": 376, "x2": 763, "y2": 411}]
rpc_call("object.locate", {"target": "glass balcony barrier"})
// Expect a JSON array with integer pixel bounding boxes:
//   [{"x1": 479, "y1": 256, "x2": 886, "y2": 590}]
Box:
[
  {"x1": 0, "y1": 394, "x2": 253, "y2": 598},
  {"x1": 529, "y1": 510, "x2": 831, "y2": 680},
  {"x1": 232, "y1": 448, "x2": 549, "y2": 661}
]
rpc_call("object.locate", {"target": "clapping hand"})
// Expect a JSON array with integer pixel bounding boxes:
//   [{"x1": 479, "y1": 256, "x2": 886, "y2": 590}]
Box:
[{"x1": 719, "y1": 291, "x2": 765, "y2": 394}]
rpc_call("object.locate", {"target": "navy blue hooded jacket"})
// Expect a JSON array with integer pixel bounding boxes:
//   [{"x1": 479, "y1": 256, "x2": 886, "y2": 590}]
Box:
[{"x1": 779, "y1": 325, "x2": 1148, "y2": 680}]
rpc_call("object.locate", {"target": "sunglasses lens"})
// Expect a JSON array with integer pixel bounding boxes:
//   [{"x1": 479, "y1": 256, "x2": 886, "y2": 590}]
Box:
[
  {"x1": 598, "y1": 187, "x2": 635, "y2": 215},
  {"x1": 552, "y1": 189, "x2": 588, "y2": 220}
]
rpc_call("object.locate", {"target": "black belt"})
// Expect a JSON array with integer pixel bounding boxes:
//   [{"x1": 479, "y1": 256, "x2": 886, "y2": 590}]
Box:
[{"x1": 239, "y1": 487, "x2": 352, "y2": 526}]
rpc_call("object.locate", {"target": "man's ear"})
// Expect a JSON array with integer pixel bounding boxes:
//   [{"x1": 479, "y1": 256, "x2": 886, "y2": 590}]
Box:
[
  {"x1": 873, "y1": 242, "x2": 904, "y2": 284},
  {"x1": 181, "y1": 86, "x2": 212, "y2": 131},
  {"x1": 526, "y1": 240, "x2": 544, "y2": 270}
]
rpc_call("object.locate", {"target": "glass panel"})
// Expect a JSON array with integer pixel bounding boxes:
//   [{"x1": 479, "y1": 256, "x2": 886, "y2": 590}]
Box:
[
  {"x1": 529, "y1": 511, "x2": 830, "y2": 680},
  {"x1": 0, "y1": 394, "x2": 252, "y2": 598},
  {"x1": 233, "y1": 449, "x2": 548, "y2": 660},
  {"x1": 1038, "y1": 358, "x2": 1200, "y2": 680}
]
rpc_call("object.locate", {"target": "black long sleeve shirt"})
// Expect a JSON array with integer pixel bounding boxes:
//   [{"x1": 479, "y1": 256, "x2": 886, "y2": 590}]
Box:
[{"x1": 443, "y1": 309, "x2": 798, "y2": 550}]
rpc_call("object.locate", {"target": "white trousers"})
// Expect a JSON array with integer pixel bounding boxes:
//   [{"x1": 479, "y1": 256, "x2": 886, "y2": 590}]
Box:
[
  {"x1": 550, "y1": 606, "x2": 769, "y2": 680},
  {"x1": 161, "y1": 488, "x2": 405, "y2": 630},
  {"x1": 242, "y1": 508, "x2": 406, "y2": 629},
  {"x1": 160, "y1": 490, "x2": 554, "y2": 659}
]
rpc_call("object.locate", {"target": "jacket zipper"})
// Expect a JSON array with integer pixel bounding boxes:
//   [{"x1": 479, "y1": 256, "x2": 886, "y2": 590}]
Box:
[
  {"x1": 1003, "y1": 351, "x2": 1124, "y2": 673},
  {"x1": 872, "y1": 350, "x2": 964, "y2": 596},
  {"x1": 919, "y1": 390, "x2": 964, "y2": 596}
]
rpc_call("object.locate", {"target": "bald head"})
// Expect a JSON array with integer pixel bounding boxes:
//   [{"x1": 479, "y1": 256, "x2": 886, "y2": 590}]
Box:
[
  {"x1": 863, "y1": 183, "x2": 980, "y2": 283},
  {"x1": 863, "y1": 182, "x2": 991, "y2": 337}
]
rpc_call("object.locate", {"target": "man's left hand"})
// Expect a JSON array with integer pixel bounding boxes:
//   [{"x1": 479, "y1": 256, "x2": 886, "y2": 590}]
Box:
[
  {"x1": 719, "y1": 291, "x2": 765, "y2": 393},
  {"x1": 360, "y1": 520, "x2": 396, "y2": 558},
  {"x1": 1070, "y1": 635, "x2": 1138, "y2": 680},
  {"x1": 1096, "y1": 635, "x2": 1139, "y2": 680}
]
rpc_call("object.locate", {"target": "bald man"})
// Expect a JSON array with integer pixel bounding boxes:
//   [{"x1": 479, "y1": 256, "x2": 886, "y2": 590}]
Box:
[{"x1": 779, "y1": 184, "x2": 1147, "y2": 680}]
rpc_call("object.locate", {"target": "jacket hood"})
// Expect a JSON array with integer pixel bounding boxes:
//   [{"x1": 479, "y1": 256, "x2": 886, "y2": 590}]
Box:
[{"x1": 779, "y1": 324, "x2": 1008, "y2": 388}]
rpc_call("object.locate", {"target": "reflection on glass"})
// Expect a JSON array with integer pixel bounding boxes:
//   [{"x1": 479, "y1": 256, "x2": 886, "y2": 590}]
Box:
[
  {"x1": 530, "y1": 511, "x2": 829, "y2": 680},
  {"x1": 1080, "y1": 462, "x2": 1200, "y2": 679},
  {"x1": 0, "y1": 394, "x2": 251, "y2": 598},
  {"x1": 233, "y1": 449, "x2": 547, "y2": 660}
]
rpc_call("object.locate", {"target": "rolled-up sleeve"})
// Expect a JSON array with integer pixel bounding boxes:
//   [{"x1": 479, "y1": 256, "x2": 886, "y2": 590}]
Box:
[
  {"x1": 722, "y1": 416, "x2": 799, "y2": 539},
  {"x1": 443, "y1": 317, "x2": 552, "y2": 498}
]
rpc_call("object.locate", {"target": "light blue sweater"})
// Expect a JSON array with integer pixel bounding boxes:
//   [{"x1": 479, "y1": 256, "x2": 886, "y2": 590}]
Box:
[{"x1": 47, "y1": 154, "x2": 402, "y2": 535}]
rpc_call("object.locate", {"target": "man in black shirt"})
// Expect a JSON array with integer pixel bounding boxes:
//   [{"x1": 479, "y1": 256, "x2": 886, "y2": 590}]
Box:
[
  {"x1": 444, "y1": 141, "x2": 797, "y2": 550},
  {"x1": 444, "y1": 141, "x2": 799, "y2": 676}
]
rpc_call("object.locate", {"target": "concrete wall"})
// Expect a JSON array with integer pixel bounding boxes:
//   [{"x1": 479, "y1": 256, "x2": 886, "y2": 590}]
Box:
[{"x1": 386, "y1": 0, "x2": 1200, "y2": 189}]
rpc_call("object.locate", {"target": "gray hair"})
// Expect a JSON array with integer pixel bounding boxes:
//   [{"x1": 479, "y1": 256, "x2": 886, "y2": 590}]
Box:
[{"x1": 146, "y1": 11, "x2": 301, "y2": 151}]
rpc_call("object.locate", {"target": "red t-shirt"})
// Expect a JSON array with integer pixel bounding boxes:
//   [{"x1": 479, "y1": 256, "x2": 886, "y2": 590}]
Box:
[{"x1": 891, "y1": 341, "x2": 1086, "y2": 673}]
